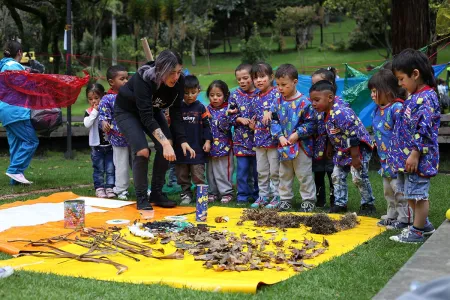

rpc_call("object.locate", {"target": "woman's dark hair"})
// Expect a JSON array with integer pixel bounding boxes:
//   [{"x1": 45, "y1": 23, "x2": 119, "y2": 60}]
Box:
[
  {"x1": 309, "y1": 80, "x2": 335, "y2": 94},
  {"x1": 3, "y1": 40, "x2": 22, "y2": 58},
  {"x1": 85, "y1": 83, "x2": 105, "y2": 99},
  {"x1": 207, "y1": 80, "x2": 230, "y2": 102},
  {"x1": 368, "y1": 69, "x2": 407, "y2": 101},
  {"x1": 155, "y1": 49, "x2": 183, "y2": 87},
  {"x1": 392, "y1": 48, "x2": 436, "y2": 88},
  {"x1": 312, "y1": 68, "x2": 337, "y2": 93},
  {"x1": 251, "y1": 62, "x2": 273, "y2": 80}
]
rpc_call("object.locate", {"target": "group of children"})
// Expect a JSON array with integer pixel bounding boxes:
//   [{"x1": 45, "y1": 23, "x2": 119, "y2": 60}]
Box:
[
  {"x1": 85, "y1": 48, "x2": 439, "y2": 244},
  {"x1": 84, "y1": 65, "x2": 131, "y2": 200}
]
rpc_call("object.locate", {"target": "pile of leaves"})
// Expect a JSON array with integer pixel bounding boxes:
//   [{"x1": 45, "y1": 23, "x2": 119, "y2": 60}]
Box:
[
  {"x1": 239, "y1": 209, "x2": 359, "y2": 234},
  {"x1": 162, "y1": 226, "x2": 329, "y2": 273}
]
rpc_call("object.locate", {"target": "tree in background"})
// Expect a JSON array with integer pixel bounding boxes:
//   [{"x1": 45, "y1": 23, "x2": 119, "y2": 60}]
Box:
[
  {"x1": 391, "y1": 0, "x2": 430, "y2": 55},
  {"x1": 240, "y1": 23, "x2": 269, "y2": 64},
  {"x1": 273, "y1": 6, "x2": 319, "y2": 51},
  {"x1": 179, "y1": 0, "x2": 215, "y2": 66},
  {"x1": 324, "y1": 0, "x2": 392, "y2": 58},
  {"x1": 162, "y1": 0, "x2": 179, "y2": 49}
]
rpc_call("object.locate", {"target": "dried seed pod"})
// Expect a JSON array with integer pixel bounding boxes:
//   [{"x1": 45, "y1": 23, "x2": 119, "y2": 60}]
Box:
[{"x1": 215, "y1": 216, "x2": 230, "y2": 223}]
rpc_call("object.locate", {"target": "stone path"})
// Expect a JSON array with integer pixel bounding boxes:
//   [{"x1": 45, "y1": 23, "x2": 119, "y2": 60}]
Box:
[{"x1": 373, "y1": 220, "x2": 450, "y2": 299}]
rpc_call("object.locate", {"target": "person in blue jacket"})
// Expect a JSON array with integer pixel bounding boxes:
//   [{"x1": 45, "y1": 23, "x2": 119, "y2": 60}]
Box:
[{"x1": 0, "y1": 40, "x2": 39, "y2": 185}]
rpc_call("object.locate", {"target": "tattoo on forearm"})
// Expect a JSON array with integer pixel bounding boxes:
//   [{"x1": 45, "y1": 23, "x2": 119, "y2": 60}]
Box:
[{"x1": 153, "y1": 128, "x2": 168, "y2": 143}]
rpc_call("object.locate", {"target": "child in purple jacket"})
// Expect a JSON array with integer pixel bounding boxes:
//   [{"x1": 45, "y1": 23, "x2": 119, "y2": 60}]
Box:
[
  {"x1": 249, "y1": 62, "x2": 280, "y2": 208},
  {"x1": 227, "y1": 64, "x2": 259, "y2": 204},
  {"x1": 98, "y1": 65, "x2": 130, "y2": 200},
  {"x1": 206, "y1": 80, "x2": 235, "y2": 204},
  {"x1": 310, "y1": 80, "x2": 376, "y2": 216},
  {"x1": 388, "y1": 49, "x2": 439, "y2": 244}
]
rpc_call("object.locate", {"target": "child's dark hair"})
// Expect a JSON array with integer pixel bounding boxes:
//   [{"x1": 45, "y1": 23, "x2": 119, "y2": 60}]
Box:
[
  {"x1": 251, "y1": 62, "x2": 273, "y2": 79},
  {"x1": 86, "y1": 83, "x2": 105, "y2": 99},
  {"x1": 309, "y1": 80, "x2": 335, "y2": 95},
  {"x1": 207, "y1": 80, "x2": 230, "y2": 102},
  {"x1": 382, "y1": 61, "x2": 392, "y2": 70},
  {"x1": 368, "y1": 69, "x2": 407, "y2": 101},
  {"x1": 312, "y1": 68, "x2": 337, "y2": 93},
  {"x1": 235, "y1": 63, "x2": 252, "y2": 74},
  {"x1": 106, "y1": 65, "x2": 127, "y2": 81},
  {"x1": 392, "y1": 48, "x2": 436, "y2": 88},
  {"x1": 185, "y1": 75, "x2": 200, "y2": 89},
  {"x1": 3, "y1": 40, "x2": 22, "y2": 58},
  {"x1": 275, "y1": 64, "x2": 298, "y2": 80}
]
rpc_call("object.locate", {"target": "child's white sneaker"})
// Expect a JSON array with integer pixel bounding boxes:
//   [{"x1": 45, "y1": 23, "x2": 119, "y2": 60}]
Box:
[
  {"x1": 180, "y1": 193, "x2": 192, "y2": 205},
  {"x1": 117, "y1": 191, "x2": 129, "y2": 200},
  {"x1": 6, "y1": 173, "x2": 32, "y2": 184}
]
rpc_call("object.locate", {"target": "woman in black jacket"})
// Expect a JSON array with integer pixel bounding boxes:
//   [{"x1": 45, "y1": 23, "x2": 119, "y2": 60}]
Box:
[{"x1": 115, "y1": 50, "x2": 195, "y2": 210}]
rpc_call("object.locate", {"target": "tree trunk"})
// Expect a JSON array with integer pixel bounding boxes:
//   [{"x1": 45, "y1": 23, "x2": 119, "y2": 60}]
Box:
[
  {"x1": 154, "y1": 21, "x2": 159, "y2": 49},
  {"x1": 134, "y1": 22, "x2": 139, "y2": 69},
  {"x1": 190, "y1": 36, "x2": 196, "y2": 66},
  {"x1": 112, "y1": 15, "x2": 117, "y2": 66},
  {"x1": 207, "y1": 33, "x2": 211, "y2": 75},
  {"x1": 169, "y1": 21, "x2": 174, "y2": 49},
  {"x1": 391, "y1": 0, "x2": 430, "y2": 55},
  {"x1": 52, "y1": 30, "x2": 60, "y2": 74},
  {"x1": 4, "y1": 3, "x2": 24, "y2": 41},
  {"x1": 278, "y1": 31, "x2": 284, "y2": 52}
]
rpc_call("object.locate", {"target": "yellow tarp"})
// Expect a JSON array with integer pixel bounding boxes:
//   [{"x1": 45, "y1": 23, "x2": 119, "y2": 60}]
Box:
[{"x1": 0, "y1": 203, "x2": 385, "y2": 294}]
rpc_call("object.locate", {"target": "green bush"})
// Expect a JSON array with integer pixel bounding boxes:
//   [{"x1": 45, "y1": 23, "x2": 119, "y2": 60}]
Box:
[
  {"x1": 347, "y1": 28, "x2": 373, "y2": 51},
  {"x1": 239, "y1": 23, "x2": 270, "y2": 64}
]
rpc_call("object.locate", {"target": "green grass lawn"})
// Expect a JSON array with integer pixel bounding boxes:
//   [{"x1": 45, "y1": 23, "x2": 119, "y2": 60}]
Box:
[{"x1": 0, "y1": 151, "x2": 449, "y2": 299}]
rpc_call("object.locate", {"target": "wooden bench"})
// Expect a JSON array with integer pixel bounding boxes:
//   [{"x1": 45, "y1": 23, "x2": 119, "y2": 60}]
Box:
[{"x1": 438, "y1": 114, "x2": 450, "y2": 143}]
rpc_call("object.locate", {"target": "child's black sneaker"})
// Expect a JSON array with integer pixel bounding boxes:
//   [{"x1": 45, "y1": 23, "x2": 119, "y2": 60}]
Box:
[
  {"x1": 329, "y1": 205, "x2": 348, "y2": 213},
  {"x1": 137, "y1": 196, "x2": 153, "y2": 210},
  {"x1": 150, "y1": 191, "x2": 177, "y2": 208},
  {"x1": 359, "y1": 203, "x2": 376, "y2": 216}
]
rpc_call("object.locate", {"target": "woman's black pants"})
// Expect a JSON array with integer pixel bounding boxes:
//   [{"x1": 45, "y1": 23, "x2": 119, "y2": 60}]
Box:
[{"x1": 115, "y1": 107, "x2": 170, "y2": 201}]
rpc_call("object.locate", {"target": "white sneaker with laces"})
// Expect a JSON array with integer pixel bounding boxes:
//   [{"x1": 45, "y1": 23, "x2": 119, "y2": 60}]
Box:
[
  {"x1": 300, "y1": 201, "x2": 315, "y2": 212},
  {"x1": 117, "y1": 191, "x2": 129, "y2": 200},
  {"x1": 180, "y1": 194, "x2": 192, "y2": 205},
  {"x1": 6, "y1": 173, "x2": 32, "y2": 184}
]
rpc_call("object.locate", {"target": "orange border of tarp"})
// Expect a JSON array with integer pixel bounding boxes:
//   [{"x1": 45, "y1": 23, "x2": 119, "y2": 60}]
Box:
[{"x1": 0, "y1": 192, "x2": 195, "y2": 255}]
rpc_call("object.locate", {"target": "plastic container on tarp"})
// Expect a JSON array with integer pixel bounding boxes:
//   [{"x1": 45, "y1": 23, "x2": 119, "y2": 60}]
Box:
[
  {"x1": 64, "y1": 200, "x2": 85, "y2": 229},
  {"x1": 196, "y1": 185, "x2": 208, "y2": 222}
]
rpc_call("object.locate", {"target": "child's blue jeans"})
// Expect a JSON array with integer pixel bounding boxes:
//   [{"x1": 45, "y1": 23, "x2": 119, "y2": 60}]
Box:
[
  {"x1": 91, "y1": 146, "x2": 115, "y2": 190},
  {"x1": 332, "y1": 151, "x2": 375, "y2": 207},
  {"x1": 236, "y1": 156, "x2": 258, "y2": 202}
]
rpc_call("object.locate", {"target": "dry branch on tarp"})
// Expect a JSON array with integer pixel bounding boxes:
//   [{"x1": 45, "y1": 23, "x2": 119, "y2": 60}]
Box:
[
  {"x1": 10, "y1": 227, "x2": 184, "y2": 274},
  {"x1": 239, "y1": 209, "x2": 359, "y2": 234}
]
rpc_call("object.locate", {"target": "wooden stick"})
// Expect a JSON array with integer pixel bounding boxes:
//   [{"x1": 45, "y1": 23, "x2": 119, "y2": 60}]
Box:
[{"x1": 140, "y1": 37, "x2": 154, "y2": 61}]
